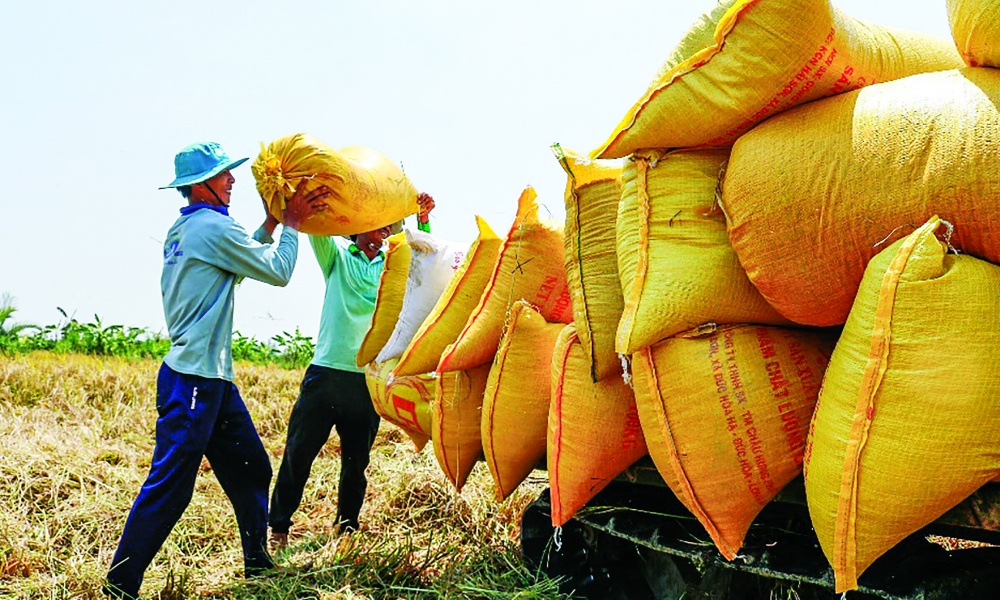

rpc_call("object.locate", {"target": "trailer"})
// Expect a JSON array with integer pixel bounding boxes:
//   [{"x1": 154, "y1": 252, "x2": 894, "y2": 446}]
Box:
[{"x1": 521, "y1": 459, "x2": 999, "y2": 599}]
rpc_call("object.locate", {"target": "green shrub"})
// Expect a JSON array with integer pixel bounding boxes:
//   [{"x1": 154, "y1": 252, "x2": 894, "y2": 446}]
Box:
[{"x1": 0, "y1": 295, "x2": 315, "y2": 369}]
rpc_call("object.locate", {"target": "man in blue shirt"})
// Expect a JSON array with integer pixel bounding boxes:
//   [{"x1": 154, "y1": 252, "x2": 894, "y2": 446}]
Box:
[
  {"x1": 104, "y1": 141, "x2": 328, "y2": 600},
  {"x1": 268, "y1": 194, "x2": 434, "y2": 549}
]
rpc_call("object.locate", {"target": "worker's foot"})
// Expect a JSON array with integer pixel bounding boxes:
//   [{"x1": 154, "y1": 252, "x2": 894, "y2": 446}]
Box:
[
  {"x1": 244, "y1": 552, "x2": 276, "y2": 579},
  {"x1": 102, "y1": 581, "x2": 139, "y2": 600},
  {"x1": 337, "y1": 520, "x2": 360, "y2": 535},
  {"x1": 270, "y1": 531, "x2": 288, "y2": 552},
  {"x1": 247, "y1": 563, "x2": 299, "y2": 580}
]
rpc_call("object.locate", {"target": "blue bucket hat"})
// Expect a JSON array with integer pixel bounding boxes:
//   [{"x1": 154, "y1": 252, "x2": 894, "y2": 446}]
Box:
[{"x1": 159, "y1": 141, "x2": 249, "y2": 189}]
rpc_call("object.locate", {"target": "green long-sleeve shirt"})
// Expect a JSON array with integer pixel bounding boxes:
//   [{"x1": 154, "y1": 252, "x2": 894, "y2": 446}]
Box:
[{"x1": 310, "y1": 219, "x2": 430, "y2": 372}]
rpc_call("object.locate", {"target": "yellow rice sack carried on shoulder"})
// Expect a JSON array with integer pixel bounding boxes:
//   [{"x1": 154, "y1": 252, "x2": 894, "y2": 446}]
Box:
[
  {"x1": 482, "y1": 301, "x2": 564, "y2": 502},
  {"x1": 554, "y1": 145, "x2": 625, "y2": 382},
  {"x1": 593, "y1": 0, "x2": 962, "y2": 157},
  {"x1": 948, "y1": 0, "x2": 1000, "y2": 67},
  {"x1": 616, "y1": 149, "x2": 789, "y2": 356},
  {"x1": 803, "y1": 216, "x2": 1000, "y2": 593},
  {"x1": 356, "y1": 232, "x2": 410, "y2": 367},
  {"x1": 393, "y1": 216, "x2": 504, "y2": 377},
  {"x1": 549, "y1": 324, "x2": 646, "y2": 526},
  {"x1": 722, "y1": 67, "x2": 1000, "y2": 327},
  {"x1": 365, "y1": 358, "x2": 435, "y2": 452},
  {"x1": 438, "y1": 187, "x2": 571, "y2": 373},
  {"x1": 432, "y1": 363, "x2": 491, "y2": 491},
  {"x1": 252, "y1": 132, "x2": 419, "y2": 235},
  {"x1": 632, "y1": 323, "x2": 836, "y2": 560}
]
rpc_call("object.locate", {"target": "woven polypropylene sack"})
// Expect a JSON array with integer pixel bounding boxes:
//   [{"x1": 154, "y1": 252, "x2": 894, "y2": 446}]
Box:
[
  {"x1": 631, "y1": 323, "x2": 835, "y2": 560},
  {"x1": 365, "y1": 358, "x2": 435, "y2": 452},
  {"x1": 376, "y1": 231, "x2": 467, "y2": 364},
  {"x1": 356, "y1": 232, "x2": 410, "y2": 367},
  {"x1": 803, "y1": 216, "x2": 1000, "y2": 593},
  {"x1": 722, "y1": 67, "x2": 1000, "y2": 327},
  {"x1": 252, "y1": 133, "x2": 419, "y2": 235},
  {"x1": 437, "y1": 187, "x2": 571, "y2": 373},
  {"x1": 554, "y1": 145, "x2": 625, "y2": 382},
  {"x1": 592, "y1": 0, "x2": 962, "y2": 158},
  {"x1": 393, "y1": 216, "x2": 504, "y2": 377},
  {"x1": 482, "y1": 301, "x2": 564, "y2": 502},
  {"x1": 616, "y1": 149, "x2": 789, "y2": 356},
  {"x1": 549, "y1": 325, "x2": 647, "y2": 527},
  {"x1": 948, "y1": 0, "x2": 1000, "y2": 67},
  {"x1": 432, "y1": 363, "x2": 491, "y2": 491}
]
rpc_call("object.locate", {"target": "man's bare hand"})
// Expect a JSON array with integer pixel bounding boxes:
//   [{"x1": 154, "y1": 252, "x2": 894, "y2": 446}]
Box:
[
  {"x1": 417, "y1": 192, "x2": 435, "y2": 223},
  {"x1": 283, "y1": 178, "x2": 330, "y2": 230}
]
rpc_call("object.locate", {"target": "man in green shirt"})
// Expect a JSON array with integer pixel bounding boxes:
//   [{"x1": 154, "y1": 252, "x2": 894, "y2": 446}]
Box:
[{"x1": 269, "y1": 193, "x2": 434, "y2": 548}]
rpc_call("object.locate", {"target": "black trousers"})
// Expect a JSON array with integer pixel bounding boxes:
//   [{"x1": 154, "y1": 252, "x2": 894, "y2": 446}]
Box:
[{"x1": 268, "y1": 365, "x2": 380, "y2": 535}]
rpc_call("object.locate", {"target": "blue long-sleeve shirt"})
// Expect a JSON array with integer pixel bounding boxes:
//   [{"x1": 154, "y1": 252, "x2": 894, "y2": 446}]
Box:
[{"x1": 160, "y1": 207, "x2": 299, "y2": 381}]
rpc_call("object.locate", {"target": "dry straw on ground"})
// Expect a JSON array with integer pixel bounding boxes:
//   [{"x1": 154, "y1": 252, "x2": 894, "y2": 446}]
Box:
[{"x1": 0, "y1": 352, "x2": 564, "y2": 599}]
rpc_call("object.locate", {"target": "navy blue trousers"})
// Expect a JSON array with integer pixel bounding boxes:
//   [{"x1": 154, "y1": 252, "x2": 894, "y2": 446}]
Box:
[
  {"x1": 105, "y1": 363, "x2": 273, "y2": 599},
  {"x1": 269, "y1": 365, "x2": 380, "y2": 535}
]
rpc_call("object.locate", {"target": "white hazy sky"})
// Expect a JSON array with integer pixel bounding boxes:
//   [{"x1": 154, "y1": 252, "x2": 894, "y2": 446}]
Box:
[{"x1": 1, "y1": 0, "x2": 952, "y2": 343}]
